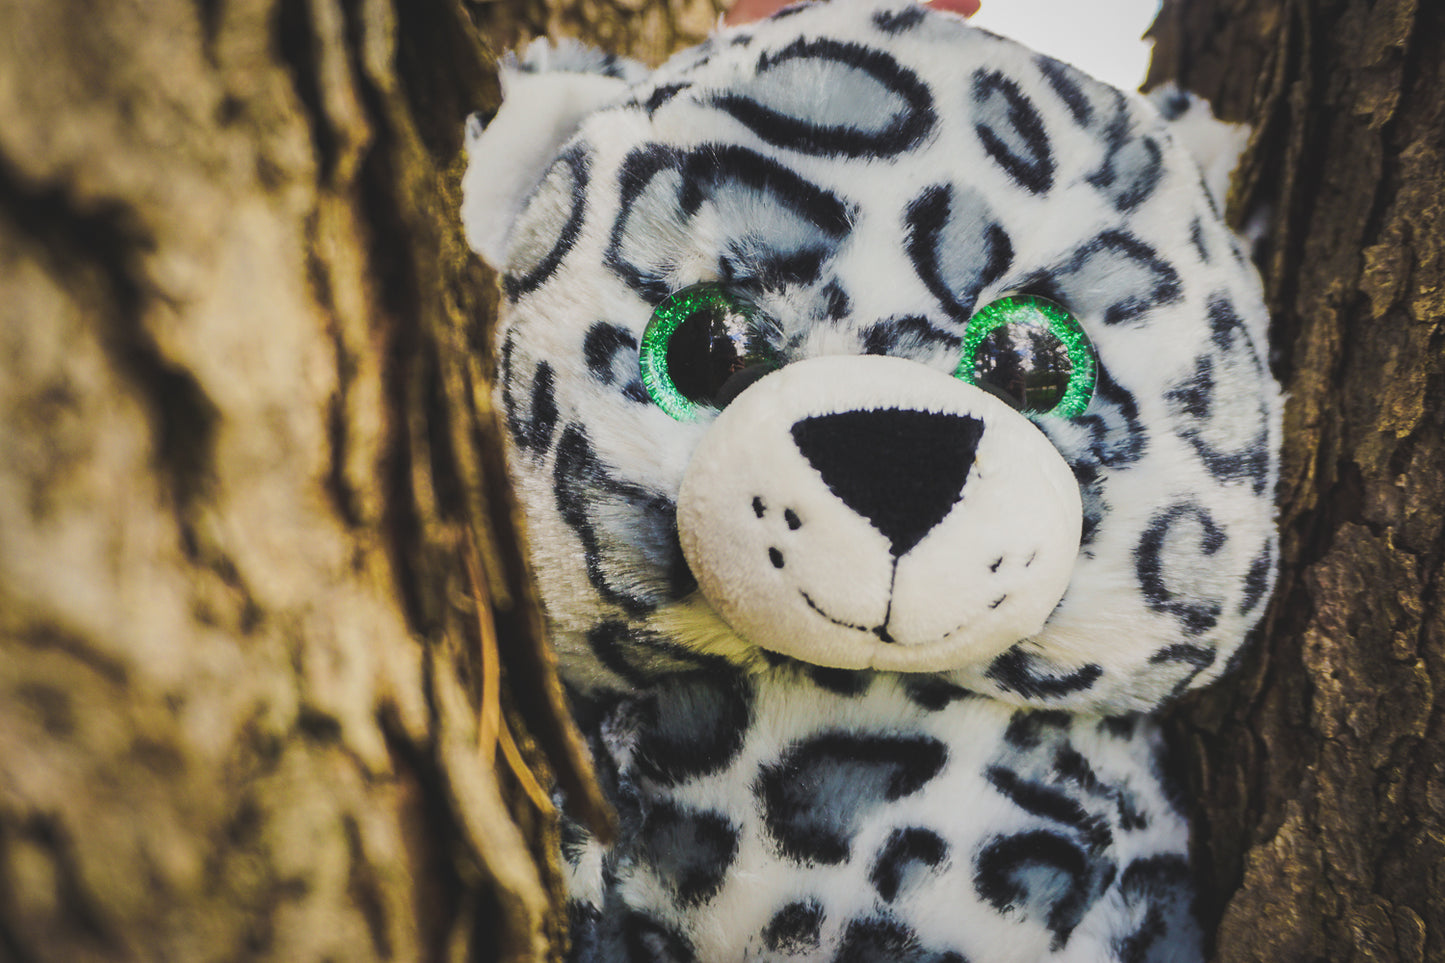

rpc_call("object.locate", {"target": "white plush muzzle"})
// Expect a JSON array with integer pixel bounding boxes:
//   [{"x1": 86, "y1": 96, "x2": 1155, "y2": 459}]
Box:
[{"x1": 677, "y1": 355, "x2": 1082, "y2": 673}]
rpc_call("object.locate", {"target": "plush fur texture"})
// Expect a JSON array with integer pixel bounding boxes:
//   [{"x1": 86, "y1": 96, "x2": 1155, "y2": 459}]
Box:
[{"x1": 462, "y1": 1, "x2": 1281, "y2": 960}]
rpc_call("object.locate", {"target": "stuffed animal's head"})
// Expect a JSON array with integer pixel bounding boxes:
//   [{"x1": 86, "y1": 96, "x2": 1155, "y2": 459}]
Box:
[{"x1": 462, "y1": 0, "x2": 1281, "y2": 714}]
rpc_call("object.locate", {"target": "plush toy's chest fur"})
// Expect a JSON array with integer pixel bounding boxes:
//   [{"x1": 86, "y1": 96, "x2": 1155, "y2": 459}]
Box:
[
  {"x1": 461, "y1": 1, "x2": 1281, "y2": 960},
  {"x1": 568, "y1": 673, "x2": 1196, "y2": 962}
]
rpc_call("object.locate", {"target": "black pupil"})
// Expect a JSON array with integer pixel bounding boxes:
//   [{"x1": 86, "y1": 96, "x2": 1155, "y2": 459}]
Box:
[
  {"x1": 973, "y1": 319, "x2": 1072, "y2": 412},
  {"x1": 667, "y1": 302, "x2": 774, "y2": 405}
]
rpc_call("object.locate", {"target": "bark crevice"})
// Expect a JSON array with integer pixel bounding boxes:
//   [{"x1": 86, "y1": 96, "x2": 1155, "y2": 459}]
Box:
[{"x1": 0, "y1": 150, "x2": 219, "y2": 519}]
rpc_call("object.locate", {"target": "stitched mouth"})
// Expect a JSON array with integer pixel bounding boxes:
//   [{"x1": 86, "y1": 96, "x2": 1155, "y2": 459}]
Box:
[
  {"x1": 801, "y1": 586, "x2": 1015, "y2": 648},
  {"x1": 799, "y1": 590, "x2": 874, "y2": 633},
  {"x1": 932, "y1": 595, "x2": 1011, "y2": 644},
  {"x1": 798, "y1": 556, "x2": 901, "y2": 643},
  {"x1": 799, "y1": 591, "x2": 904, "y2": 645}
]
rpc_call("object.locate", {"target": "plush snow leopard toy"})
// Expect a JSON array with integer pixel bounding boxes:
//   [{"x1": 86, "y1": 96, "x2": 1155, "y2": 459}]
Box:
[{"x1": 461, "y1": 1, "x2": 1281, "y2": 960}]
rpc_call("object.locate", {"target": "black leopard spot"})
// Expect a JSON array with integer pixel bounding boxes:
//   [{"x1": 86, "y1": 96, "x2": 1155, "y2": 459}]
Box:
[
  {"x1": 758, "y1": 732, "x2": 947, "y2": 864},
  {"x1": 596, "y1": 52, "x2": 627, "y2": 78},
  {"x1": 1239, "y1": 542, "x2": 1273, "y2": 615},
  {"x1": 635, "y1": 672, "x2": 752, "y2": 786},
  {"x1": 1116, "y1": 792, "x2": 1151, "y2": 833},
  {"x1": 499, "y1": 332, "x2": 559, "y2": 457},
  {"x1": 986, "y1": 648, "x2": 1103, "y2": 700},
  {"x1": 819, "y1": 280, "x2": 851, "y2": 321},
  {"x1": 1088, "y1": 132, "x2": 1163, "y2": 213},
  {"x1": 763, "y1": 900, "x2": 825, "y2": 953},
  {"x1": 1199, "y1": 168, "x2": 1223, "y2": 219},
  {"x1": 587, "y1": 620, "x2": 658, "y2": 687},
  {"x1": 554, "y1": 425, "x2": 696, "y2": 613},
  {"x1": 1150, "y1": 642, "x2": 1217, "y2": 697},
  {"x1": 768, "y1": 2, "x2": 810, "y2": 18},
  {"x1": 869, "y1": 828, "x2": 948, "y2": 902},
  {"x1": 640, "y1": 801, "x2": 739, "y2": 905},
  {"x1": 1003, "y1": 710, "x2": 1071, "y2": 749},
  {"x1": 645, "y1": 82, "x2": 692, "y2": 114},
  {"x1": 583, "y1": 322, "x2": 650, "y2": 403},
  {"x1": 1073, "y1": 462, "x2": 1105, "y2": 549},
  {"x1": 859, "y1": 315, "x2": 959, "y2": 360},
  {"x1": 985, "y1": 766, "x2": 1113, "y2": 852},
  {"x1": 873, "y1": 5, "x2": 926, "y2": 32},
  {"x1": 560, "y1": 812, "x2": 591, "y2": 867},
  {"x1": 1154, "y1": 88, "x2": 1193, "y2": 121},
  {"x1": 1208, "y1": 294, "x2": 1256, "y2": 353},
  {"x1": 573, "y1": 892, "x2": 694, "y2": 963},
  {"x1": 550, "y1": 49, "x2": 631, "y2": 81},
  {"x1": 607, "y1": 145, "x2": 689, "y2": 302},
  {"x1": 1035, "y1": 56, "x2": 1093, "y2": 127},
  {"x1": 582, "y1": 323, "x2": 630, "y2": 382},
  {"x1": 505, "y1": 145, "x2": 589, "y2": 300},
  {"x1": 1161, "y1": 295, "x2": 1273, "y2": 494},
  {"x1": 583, "y1": 322, "x2": 634, "y2": 383},
  {"x1": 623, "y1": 911, "x2": 697, "y2": 963},
  {"x1": 1166, "y1": 355, "x2": 1271, "y2": 495},
  {"x1": 583, "y1": 618, "x2": 739, "y2": 685},
  {"x1": 834, "y1": 915, "x2": 966, "y2": 963},
  {"x1": 972, "y1": 69, "x2": 1054, "y2": 194},
  {"x1": 901, "y1": 676, "x2": 979, "y2": 711},
  {"x1": 607, "y1": 144, "x2": 853, "y2": 300},
  {"x1": 906, "y1": 183, "x2": 1013, "y2": 323},
  {"x1": 807, "y1": 665, "x2": 872, "y2": 696},
  {"x1": 973, "y1": 829, "x2": 1116, "y2": 950},
  {"x1": 1116, "y1": 855, "x2": 1203, "y2": 963},
  {"x1": 1052, "y1": 744, "x2": 1150, "y2": 832},
  {"x1": 1075, "y1": 365, "x2": 1149, "y2": 468},
  {"x1": 1022, "y1": 230, "x2": 1182, "y2": 328},
  {"x1": 1164, "y1": 355, "x2": 1214, "y2": 420},
  {"x1": 1135, "y1": 503, "x2": 1227, "y2": 636},
  {"x1": 522, "y1": 362, "x2": 558, "y2": 451},
  {"x1": 1189, "y1": 218, "x2": 1209, "y2": 263},
  {"x1": 712, "y1": 37, "x2": 936, "y2": 157}
]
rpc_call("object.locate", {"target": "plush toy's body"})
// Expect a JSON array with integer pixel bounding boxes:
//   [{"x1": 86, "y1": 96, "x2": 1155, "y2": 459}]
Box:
[{"x1": 462, "y1": 2, "x2": 1281, "y2": 960}]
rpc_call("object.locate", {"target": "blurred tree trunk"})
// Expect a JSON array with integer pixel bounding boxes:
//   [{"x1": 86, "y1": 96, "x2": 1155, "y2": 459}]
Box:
[
  {"x1": 0, "y1": 0, "x2": 712, "y2": 961},
  {"x1": 1147, "y1": 0, "x2": 1445, "y2": 960}
]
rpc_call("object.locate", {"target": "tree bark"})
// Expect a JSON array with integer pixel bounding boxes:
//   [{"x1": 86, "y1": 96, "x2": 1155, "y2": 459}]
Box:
[
  {"x1": 1146, "y1": 1, "x2": 1445, "y2": 960},
  {"x1": 0, "y1": 0, "x2": 709, "y2": 960}
]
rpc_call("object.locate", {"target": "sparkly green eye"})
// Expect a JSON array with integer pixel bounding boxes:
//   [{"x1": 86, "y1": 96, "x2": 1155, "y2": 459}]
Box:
[
  {"x1": 640, "y1": 283, "x2": 781, "y2": 421},
  {"x1": 955, "y1": 295, "x2": 1097, "y2": 418}
]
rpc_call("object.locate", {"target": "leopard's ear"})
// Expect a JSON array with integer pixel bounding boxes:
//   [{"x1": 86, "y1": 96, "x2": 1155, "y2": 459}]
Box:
[
  {"x1": 461, "y1": 54, "x2": 632, "y2": 269},
  {"x1": 1146, "y1": 82, "x2": 1251, "y2": 213}
]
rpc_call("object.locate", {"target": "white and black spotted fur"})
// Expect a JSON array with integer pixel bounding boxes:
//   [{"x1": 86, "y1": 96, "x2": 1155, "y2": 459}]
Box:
[{"x1": 461, "y1": 2, "x2": 1281, "y2": 960}]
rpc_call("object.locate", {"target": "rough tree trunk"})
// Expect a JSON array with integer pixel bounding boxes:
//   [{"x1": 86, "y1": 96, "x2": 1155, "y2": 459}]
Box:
[
  {"x1": 0, "y1": 1, "x2": 712, "y2": 961},
  {"x1": 1147, "y1": 0, "x2": 1445, "y2": 960}
]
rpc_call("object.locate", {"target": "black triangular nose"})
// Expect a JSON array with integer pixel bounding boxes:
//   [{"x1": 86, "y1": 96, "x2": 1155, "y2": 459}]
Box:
[{"x1": 790, "y1": 408, "x2": 985, "y2": 557}]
